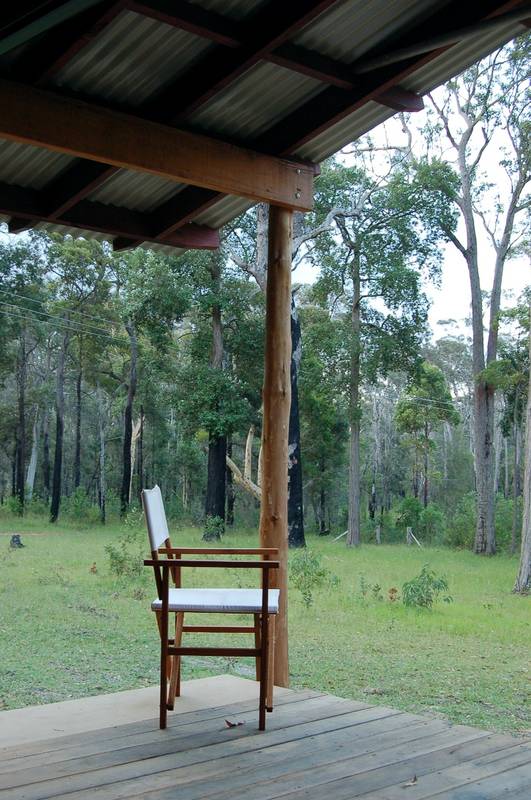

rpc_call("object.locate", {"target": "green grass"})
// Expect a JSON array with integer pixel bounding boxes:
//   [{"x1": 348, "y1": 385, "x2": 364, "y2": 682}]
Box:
[{"x1": 0, "y1": 512, "x2": 529, "y2": 735}]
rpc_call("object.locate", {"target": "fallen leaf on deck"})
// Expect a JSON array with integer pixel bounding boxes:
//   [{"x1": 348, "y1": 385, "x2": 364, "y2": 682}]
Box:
[
  {"x1": 225, "y1": 719, "x2": 245, "y2": 728},
  {"x1": 403, "y1": 775, "x2": 418, "y2": 787}
]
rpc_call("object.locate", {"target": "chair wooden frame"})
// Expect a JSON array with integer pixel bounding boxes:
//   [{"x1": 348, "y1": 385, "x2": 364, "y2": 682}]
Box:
[{"x1": 144, "y1": 550, "x2": 279, "y2": 731}]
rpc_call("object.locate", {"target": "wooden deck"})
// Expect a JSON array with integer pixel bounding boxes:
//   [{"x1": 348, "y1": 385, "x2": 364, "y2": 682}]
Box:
[{"x1": 1, "y1": 688, "x2": 530, "y2": 800}]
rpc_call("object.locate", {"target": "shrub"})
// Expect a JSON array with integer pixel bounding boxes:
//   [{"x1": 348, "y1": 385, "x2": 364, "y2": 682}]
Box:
[
  {"x1": 419, "y1": 504, "x2": 446, "y2": 545},
  {"x1": 396, "y1": 497, "x2": 422, "y2": 532},
  {"x1": 62, "y1": 488, "x2": 100, "y2": 525},
  {"x1": 446, "y1": 492, "x2": 475, "y2": 548},
  {"x1": 290, "y1": 548, "x2": 338, "y2": 608},
  {"x1": 105, "y1": 523, "x2": 145, "y2": 578},
  {"x1": 402, "y1": 565, "x2": 452, "y2": 609}
]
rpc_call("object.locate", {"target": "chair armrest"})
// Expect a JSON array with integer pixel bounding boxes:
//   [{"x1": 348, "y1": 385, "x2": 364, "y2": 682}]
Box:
[
  {"x1": 144, "y1": 559, "x2": 279, "y2": 570},
  {"x1": 158, "y1": 547, "x2": 279, "y2": 556}
]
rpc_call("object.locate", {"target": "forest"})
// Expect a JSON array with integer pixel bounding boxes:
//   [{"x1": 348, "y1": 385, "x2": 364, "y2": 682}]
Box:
[{"x1": 0, "y1": 42, "x2": 530, "y2": 589}]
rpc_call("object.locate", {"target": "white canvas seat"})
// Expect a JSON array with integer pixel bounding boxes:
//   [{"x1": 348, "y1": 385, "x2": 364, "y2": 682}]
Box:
[
  {"x1": 151, "y1": 588, "x2": 280, "y2": 614},
  {"x1": 142, "y1": 485, "x2": 279, "y2": 731}
]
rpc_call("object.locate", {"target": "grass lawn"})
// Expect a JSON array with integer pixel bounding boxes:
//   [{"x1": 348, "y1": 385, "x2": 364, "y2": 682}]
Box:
[{"x1": 0, "y1": 513, "x2": 529, "y2": 735}]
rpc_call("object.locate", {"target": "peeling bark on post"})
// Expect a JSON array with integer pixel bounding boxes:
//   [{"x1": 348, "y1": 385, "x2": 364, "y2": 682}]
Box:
[{"x1": 259, "y1": 204, "x2": 292, "y2": 688}]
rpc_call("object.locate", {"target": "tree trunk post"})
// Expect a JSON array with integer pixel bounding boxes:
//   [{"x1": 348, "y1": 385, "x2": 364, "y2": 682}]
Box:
[
  {"x1": 513, "y1": 302, "x2": 531, "y2": 593},
  {"x1": 259, "y1": 204, "x2": 292, "y2": 688}
]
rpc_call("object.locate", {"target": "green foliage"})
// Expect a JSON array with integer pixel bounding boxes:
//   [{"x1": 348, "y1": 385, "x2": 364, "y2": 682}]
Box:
[
  {"x1": 396, "y1": 497, "x2": 423, "y2": 531},
  {"x1": 402, "y1": 565, "x2": 452, "y2": 609},
  {"x1": 62, "y1": 488, "x2": 99, "y2": 525},
  {"x1": 105, "y1": 517, "x2": 145, "y2": 577},
  {"x1": 290, "y1": 548, "x2": 338, "y2": 608},
  {"x1": 447, "y1": 492, "x2": 476, "y2": 549},
  {"x1": 203, "y1": 515, "x2": 224, "y2": 541},
  {"x1": 419, "y1": 504, "x2": 446, "y2": 545}
]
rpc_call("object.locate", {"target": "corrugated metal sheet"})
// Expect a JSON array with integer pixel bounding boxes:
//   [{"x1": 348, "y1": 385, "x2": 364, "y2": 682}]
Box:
[
  {"x1": 90, "y1": 171, "x2": 186, "y2": 212},
  {"x1": 294, "y1": 0, "x2": 447, "y2": 62},
  {"x1": 190, "y1": 62, "x2": 323, "y2": 139},
  {"x1": 51, "y1": 10, "x2": 213, "y2": 107},
  {"x1": 0, "y1": 140, "x2": 74, "y2": 189}
]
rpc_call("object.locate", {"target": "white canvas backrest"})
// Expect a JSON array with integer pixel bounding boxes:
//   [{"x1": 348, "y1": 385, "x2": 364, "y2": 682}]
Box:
[{"x1": 142, "y1": 485, "x2": 170, "y2": 552}]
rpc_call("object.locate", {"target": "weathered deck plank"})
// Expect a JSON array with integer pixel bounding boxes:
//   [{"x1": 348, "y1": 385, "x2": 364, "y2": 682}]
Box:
[{"x1": 0, "y1": 690, "x2": 529, "y2": 800}]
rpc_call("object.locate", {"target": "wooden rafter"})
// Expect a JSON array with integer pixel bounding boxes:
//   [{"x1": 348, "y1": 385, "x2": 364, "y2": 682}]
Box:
[
  {"x1": 0, "y1": 182, "x2": 219, "y2": 249},
  {"x1": 142, "y1": 0, "x2": 341, "y2": 123},
  {"x1": 253, "y1": 0, "x2": 529, "y2": 154},
  {"x1": 0, "y1": 78, "x2": 316, "y2": 211},
  {"x1": 145, "y1": 0, "x2": 524, "y2": 233},
  {"x1": 125, "y1": 0, "x2": 423, "y2": 113}
]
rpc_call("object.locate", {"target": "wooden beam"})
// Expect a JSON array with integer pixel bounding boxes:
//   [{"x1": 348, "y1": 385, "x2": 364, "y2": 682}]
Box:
[
  {"x1": 259, "y1": 205, "x2": 292, "y2": 688},
  {"x1": 150, "y1": 187, "x2": 223, "y2": 239},
  {"x1": 0, "y1": 79, "x2": 316, "y2": 211},
  {"x1": 126, "y1": 0, "x2": 240, "y2": 47},
  {"x1": 0, "y1": 0, "x2": 105, "y2": 56},
  {"x1": 0, "y1": 182, "x2": 219, "y2": 249},
  {"x1": 143, "y1": 0, "x2": 339, "y2": 123},
  {"x1": 252, "y1": 0, "x2": 526, "y2": 155}
]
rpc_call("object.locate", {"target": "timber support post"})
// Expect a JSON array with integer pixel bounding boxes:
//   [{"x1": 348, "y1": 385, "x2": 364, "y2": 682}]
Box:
[{"x1": 259, "y1": 204, "x2": 292, "y2": 688}]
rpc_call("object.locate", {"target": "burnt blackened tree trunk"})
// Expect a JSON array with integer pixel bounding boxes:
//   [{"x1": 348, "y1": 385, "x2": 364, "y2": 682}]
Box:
[
  {"x1": 120, "y1": 320, "x2": 137, "y2": 516},
  {"x1": 15, "y1": 331, "x2": 27, "y2": 513},
  {"x1": 204, "y1": 259, "x2": 226, "y2": 540},
  {"x1": 50, "y1": 331, "x2": 69, "y2": 523},
  {"x1": 42, "y1": 409, "x2": 50, "y2": 502},
  {"x1": 74, "y1": 363, "x2": 82, "y2": 490},
  {"x1": 288, "y1": 294, "x2": 305, "y2": 548}
]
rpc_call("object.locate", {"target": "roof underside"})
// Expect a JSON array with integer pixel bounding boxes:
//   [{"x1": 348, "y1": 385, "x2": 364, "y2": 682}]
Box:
[{"x1": 0, "y1": 0, "x2": 528, "y2": 254}]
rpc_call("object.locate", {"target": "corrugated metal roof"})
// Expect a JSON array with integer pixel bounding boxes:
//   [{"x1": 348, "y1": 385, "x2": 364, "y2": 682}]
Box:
[
  {"x1": 50, "y1": 10, "x2": 213, "y2": 107},
  {"x1": 90, "y1": 171, "x2": 186, "y2": 213},
  {"x1": 293, "y1": 0, "x2": 446, "y2": 62},
  {"x1": 0, "y1": 140, "x2": 74, "y2": 189},
  {"x1": 0, "y1": 0, "x2": 527, "y2": 249},
  {"x1": 190, "y1": 62, "x2": 323, "y2": 140}
]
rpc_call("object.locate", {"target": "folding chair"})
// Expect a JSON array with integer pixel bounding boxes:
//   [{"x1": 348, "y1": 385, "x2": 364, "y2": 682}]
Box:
[{"x1": 142, "y1": 485, "x2": 279, "y2": 730}]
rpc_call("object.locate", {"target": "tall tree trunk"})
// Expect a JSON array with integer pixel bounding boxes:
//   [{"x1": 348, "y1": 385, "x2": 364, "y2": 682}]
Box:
[
  {"x1": 513, "y1": 304, "x2": 531, "y2": 593},
  {"x1": 120, "y1": 320, "x2": 137, "y2": 516},
  {"x1": 25, "y1": 408, "x2": 40, "y2": 501},
  {"x1": 204, "y1": 257, "x2": 226, "y2": 539},
  {"x1": 137, "y1": 404, "x2": 144, "y2": 504},
  {"x1": 96, "y1": 382, "x2": 106, "y2": 525},
  {"x1": 15, "y1": 331, "x2": 26, "y2": 512},
  {"x1": 511, "y1": 400, "x2": 521, "y2": 556},
  {"x1": 50, "y1": 332, "x2": 69, "y2": 523},
  {"x1": 204, "y1": 435, "x2": 227, "y2": 538},
  {"x1": 318, "y1": 459, "x2": 327, "y2": 535},
  {"x1": 347, "y1": 252, "x2": 361, "y2": 547},
  {"x1": 423, "y1": 421, "x2": 429, "y2": 508},
  {"x1": 504, "y1": 437, "x2": 510, "y2": 499},
  {"x1": 288, "y1": 294, "x2": 305, "y2": 548},
  {"x1": 226, "y1": 438, "x2": 235, "y2": 526},
  {"x1": 42, "y1": 409, "x2": 50, "y2": 502},
  {"x1": 74, "y1": 365, "x2": 82, "y2": 490}
]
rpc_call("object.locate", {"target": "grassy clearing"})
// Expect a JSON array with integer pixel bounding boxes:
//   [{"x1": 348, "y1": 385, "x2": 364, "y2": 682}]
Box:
[{"x1": 0, "y1": 513, "x2": 529, "y2": 735}]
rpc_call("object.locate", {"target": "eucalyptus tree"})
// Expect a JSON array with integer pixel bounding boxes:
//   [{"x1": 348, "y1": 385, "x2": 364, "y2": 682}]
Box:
[
  {"x1": 411, "y1": 39, "x2": 530, "y2": 554},
  {"x1": 309, "y1": 159, "x2": 447, "y2": 546},
  {"x1": 395, "y1": 362, "x2": 460, "y2": 507},
  {"x1": 174, "y1": 258, "x2": 262, "y2": 536},
  {"x1": 514, "y1": 299, "x2": 530, "y2": 593},
  {"x1": 44, "y1": 234, "x2": 114, "y2": 522},
  {"x1": 0, "y1": 236, "x2": 47, "y2": 511},
  {"x1": 110, "y1": 248, "x2": 193, "y2": 516}
]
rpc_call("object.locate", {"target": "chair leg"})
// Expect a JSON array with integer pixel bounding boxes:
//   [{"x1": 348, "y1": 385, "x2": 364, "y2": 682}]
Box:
[
  {"x1": 254, "y1": 613, "x2": 261, "y2": 681},
  {"x1": 266, "y1": 615, "x2": 275, "y2": 712},
  {"x1": 167, "y1": 612, "x2": 183, "y2": 709},
  {"x1": 258, "y1": 612, "x2": 269, "y2": 731}
]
